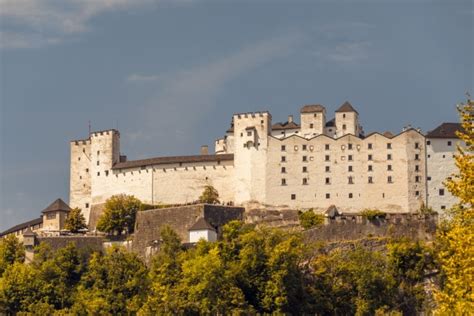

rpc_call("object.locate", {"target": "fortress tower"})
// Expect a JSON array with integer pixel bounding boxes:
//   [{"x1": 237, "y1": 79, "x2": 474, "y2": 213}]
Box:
[
  {"x1": 335, "y1": 101, "x2": 362, "y2": 137},
  {"x1": 300, "y1": 104, "x2": 326, "y2": 138}
]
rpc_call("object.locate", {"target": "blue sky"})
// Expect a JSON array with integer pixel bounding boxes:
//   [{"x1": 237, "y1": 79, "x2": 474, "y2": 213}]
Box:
[{"x1": 0, "y1": 0, "x2": 472, "y2": 231}]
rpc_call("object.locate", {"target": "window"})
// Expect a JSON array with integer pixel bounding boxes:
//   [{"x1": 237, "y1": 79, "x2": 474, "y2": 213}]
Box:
[
  {"x1": 348, "y1": 144, "x2": 353, "y2": 150},
  {"x1": 302, "y1": 166, "x2": 308, "y2": 173},
  {"x1": 348, "y1": 155, "x2": 353, "y2": 161},
  {"x1": 387, "y1": 154, "x2": 392, "y2": 160},
  {"x1": 97, "y1": 151, "x2": 100, "y2": 155},
  {"x1": 416, "y1": 191, "x2": 420, "y2": 196},
  {"x1": 83, "y1": 148, "x2": 86, "y2": 153},
  {"x1": 448, "y1": 141, "x2": 452, "y2": 146},
  {"x1": 387, "y1": 143, "x2": 392, "y2": 149},
  {"x1": 326, "y1": 193, "x2": 330, "y2": 199},
  {"x1": 343, "y1": 114, "x2": 346, "y2": 118},
  {"x1": 302, "y1": 178, "x2": 308, "y2": 185},
  {"x1": 281, "y1": 145, "x2": 286, "y2": 151},
  {"x1": 349, "y1": 193, "x2": 353, "y2": 199},
  {"x1": 302, "y1": 145, "x2": 307, "y2": 151},
  {"x1": 348, "y1": 166, "x2": 353, "y2": 172},
  {"x1": 325, "y1": 144, "x2": 330, "y2": 150},
  {"x1": 368, "y1": 154, "x2": 373, "y2": 161},
  {"x1": 97, "y1": 161, "x2": 100, "y2": 166},
  {"x1": 368, "y1": 165, "x2": 373, "y2": 172},
  {"x1": 302, "y1": 156, "x2": 307, "y2": 162},
  {"x1": 415, "y1": 154, "x2": 420, "y2": 160},
  {"x1": 387, "y1": 165, "x2": 393, "y2": 171},
  {"x1": 325, "y1": 155, "x2": 330, "y2": 161},
  {"x1": 325, "y1": 166, "x2": 330, "y2": 172},
  {"x1": 415, "y1": 142, "x2": 419, "y2": 149},
  {"x1": 240, "y1": 133, "x2": 243, "y2": 137},
  {"x1": 388, "y1": 176, "x2": 393, "y2": 183},
  {"x1": 105, "y1": 170, "x2": 109, "y2": 176},
  {"x1": 281, "y1": 179, "x2": 287, "y2": 186},
  {"x1": 439, "y1": 189, "x2": 445, "y2": 196},
  {"x1": 281, "y1": 156, "x2": 286, "y2": 162},
  {"x1": 78, "y1": 157, "x2": 81, "y2": 161},
  {"x1": 47, "y1": 213, "x2": 56, "y2": 220},
  {"x1": 427, "y1": 176, "x2": 432, "y2": 181},
  {"x1": 310, "y1": 123, "x2": 314, "y2": 128},
  {"x1": 85, "y1": 203, "x2": 89, "y2": 208},
  {"x1": 368, "y1": 176, "x2": 373, "y2": 183},
  {"x1": 281, "y1": 167, "x2": 286, "y2": 173},
  {"x1": 325, "y1": 177, "x2": 331, "y2": 185},
  {"x1": 348, "y1": 176, "x2": 354, "y2": 184},
  {"x1": 415, "y1": 165, "x2": 420, "y2": 172},
  {"x1": 441, "y1": 206, "x2": 446, "y2": 210},
  {"x1": 427, "y1": 140, "x2": 431, "y2": 145},
  {"x1": 368, "y1": 143, "x2": 373, "y2": 150},
  {"x1": 415, "y1": 176, "x2": 420, "y2": 183},
  {"x1": 343, "y1": 124, "x2": 347, "y2": 130},
  {"x1": 294, "y1": 145, "x2": 298, "y2": 151},
  {"x1": 97, "y1": 172, "x2": 100, "y2": 176},
  {"x1": 291, "y1": 194, "x2": 296, "y2": 200}
]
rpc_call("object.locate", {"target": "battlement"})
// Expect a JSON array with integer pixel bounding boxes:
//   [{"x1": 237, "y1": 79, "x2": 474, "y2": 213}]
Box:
[
  {"x1": 90, "y1": 129, "x2": 120, "y2": 138},
  {"x1": 233, "y1": 111, "x2": 272, "y2": 120}
]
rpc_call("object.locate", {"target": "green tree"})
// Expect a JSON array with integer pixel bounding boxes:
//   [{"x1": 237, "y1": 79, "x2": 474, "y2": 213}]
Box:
[
  {"x1": 198, "y1": 185, "x2": 220, "y2": 204},
  {"x1": 0, "y1": 235, "x2": 25, "y2": 275},
  {"x1": 72, "y1": 246, "x2": 149, "y2": 315},
  {"x1": 64, "y1": 208, "x2": 87, "y2": 233},
  {"x1": 298, "y1": 210, "x2": 324, "y2": 229},
  {"x1": 96, "y1": 194, "x2": 142, "y2": 235}
]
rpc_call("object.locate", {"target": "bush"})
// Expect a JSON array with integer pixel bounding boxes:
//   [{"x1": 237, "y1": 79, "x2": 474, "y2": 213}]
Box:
[
  {"x1": 97, "y1": 194, "x2": 142, "y2": 235},
  {"x1": 361, "y1": 209, "x2": 386, "y2": 221},
  {"x1": 199, "y1": 185, "x2": 220, "y2": 204},
  {"x1": 298, "y1": 210, "x2": 324, "y2": 229}
]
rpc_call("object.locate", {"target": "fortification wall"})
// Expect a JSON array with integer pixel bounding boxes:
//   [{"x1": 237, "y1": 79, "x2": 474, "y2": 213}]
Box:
[{"x1": 37, "y1": 236, "x2": 104, "y2": 252}]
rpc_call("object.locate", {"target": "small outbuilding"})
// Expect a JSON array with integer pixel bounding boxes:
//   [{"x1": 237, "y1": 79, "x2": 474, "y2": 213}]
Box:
[
  {"x1": 41, "y1": 198, "x2": 71, "y2": 232},
  {"x1": 188, "y1": 217, "x2": 217, "y2": 243}
]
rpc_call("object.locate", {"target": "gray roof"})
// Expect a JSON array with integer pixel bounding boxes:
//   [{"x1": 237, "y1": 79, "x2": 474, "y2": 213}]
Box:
[
  {"x1": 300, "y1": 104, "x2": 326, "y2": 113},
  {"x1": 426, "y1": 123, "x2": 463, "y2": 139},
  {"x1": 325, "y1": 205, "x2": 339, "y2": 219},
  {"x1": 22, "y1": 227, "x2": 36, "y2": 237},
  {"x1": 325, "y1": 118, "x2": 335, "y2": 127},
  {"x1": 42, "y1": 198, "x2": 71, "y2": 214},
  {"x1": 113, "y1": 154, "x2": 234, "y2": 170},
  {"x1": 189, "y1": 218, "x2": 216, "y2": 232},
  {"x1": 336, "y1": 101, "x2": 358, "y2": 114},
  {"x1": 272, "y1": 121, "x2": 300, "y2": 130},
  {"x1": 0, "y1": 217, "x2": 42, "y2": 237}
]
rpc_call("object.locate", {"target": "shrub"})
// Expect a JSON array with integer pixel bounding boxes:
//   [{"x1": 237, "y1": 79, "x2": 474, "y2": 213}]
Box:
[
  {"x1": 361, "y1": 209, "x2": 386, "y2": 221},
  {"x1": 199, "y1": 185, "x2": 220, "y2": 204},
  {"x1": 298, "y1": 210, "x2": 324, "y2": 229}
]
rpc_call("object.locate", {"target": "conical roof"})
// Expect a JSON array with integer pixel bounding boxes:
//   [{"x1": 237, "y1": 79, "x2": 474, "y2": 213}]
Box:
[
  {"x1": 23, "y1": 226, "x2": 36, "y2": 237},
  {"x1": 41, "y1": 198, "x2": 71, "y2": 214},
  {"x1": 188, "y1": 218, "x2": 216, "y2": 232},
  {"x1": 336, "y1": 101, "x2": 358, "y2": 114}
]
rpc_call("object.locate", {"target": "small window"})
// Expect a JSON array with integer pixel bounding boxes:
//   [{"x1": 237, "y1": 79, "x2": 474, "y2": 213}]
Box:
[
  {"x1": 349, "y1": 193, "x2": 353, "y2": 199},
  {"x1": 97, "y1": 172, "x2": 100, "y2": 176},
  {"x1": 348, "y1": 166, "x2": 353, "y2": 172},
  {"x1": 387, "y1": 165, "x2": 392, "y2": 171},
  {"x1": 97, "y1": 161, "x2": 100, "y2": 166},
  {"x1": 415, "y1": 176, "x2": 420, "y2": 183},
  {"x1": 368, "y1": 143, "x2": 373, "y2": 150},
  {"x1": 78, "y1": 157, "x2": 81, "y2": 161},
  {"x1": 302, "y1": 178, "x2": 308, "y2": 185},
  {"x1": 368, "y1": 176, "x2": 373, "y2": 184},
  {"x1": 240, "y1": 133, "x2": 243, "y2": 137},
  {"x1": 343, "y1": 124, "x2": 347, "y2": 130},
  {"x1": 387, "y1": 143, "x2": 392, "y2": 149},
  {"x1": 415, "y1": 142, "x2": 419, "y2": 149},
  {"x1": 47, "y1": 213, "x2": 56, "y2": 220},
  {"x1": 281, "y1": 156, "x2": 286, "y2": 162},
  {"x1": 302, "y1": 145, "x2": 307, "y2": 151},
  {"x1": 97, "y1": 151, "x2": 100, "y2": 155},
  {"x1": 343, "y1": 114, "x2": 346, "y2": 118},
  {"x1": 302, "y1": 166, "x2": 308, "y2": 173},
  {"x1": 348, "y1": 144, "x2": 353, "y2": 150},
  {"x1": 310, "y1": 123, "x2": 314, "y2": 129},
  {"x1": 291, "y1": 194, "x2": 296, "y2": 200},
  {"x1": 281, "y1": 179, "x2": 287, "y2": 186},
  {"x1": 368, "y1": 165, "x2": 373, "y2": 172},
  {"x1": 82, "y1": 148, "x2": 86, "y2": 153},
  {"x1": 388, "y1": 176, "x2": 393, "y2": 183},
  {"x1": 427, "y1": 176, "x2": 432, "y2": 181},
  {"x1": 325, "y1": 144, "x2": 330, "y2": 150},
  {"x1": 247, "y1": 131, "x2": 252, "y2": 136},
  {"x1": 447, "y1": 141, "x2": 452, "y2": 146},
  {"x1": 415, "y1": 154, "x2": 420, "y2": 160},
  {"x1": 86, "y1": 168, "x2": 89, "y2": 172},
  {"x1": 326, "y1": 193, "x2": 330, "y2": 199},
  {"x1": 294, "y1": 145, "x2": 298, "y2": 151},
  {"x1": 325, "y1": 166, "x2": 330, "y2": 172},
  {"x1": 415, "y1": 191, "x2": 420, "y2": 196},
  {"x1": 302, "y1": 156, "x2": 307, "y2": 162},
  {"x1": 281, "y1": 167, "x2": 286, "y2": 173},
  {"x1": 428, "y1": 155, "x2": 431, "y2": 158},
  {"x1": 415, "y1": 165, "x2": 420, "y2": 172},
  {"x1": 281, "y1": 145, "x2": 286, "y2": 151},
  {"x1": 105, "y1": 170, "x2": 109, "y2": 176},
  {"x1": 325, "y1": 177, "x2": 331, "y2": 185},
  {"x1": 348, "y1": 155, "x2": 353, "y2": 161},
  {"x1": 427, "y1": 140, "x2": 431, "y2": 145},
  {"x1": 441, "y1": 205, "x2": 446, "y2": 210},
  {"x1": 85, "y1": 203, "x2": 89, "y2": 208},
  {"x1": 442, "y1": 155, "x2": 446, "y2": 158},
  {"x1": 348, "y1": 176, "x2": 354, "y2": 184},
  {"x1": 325, "y1": 155, "x2": 330, "y2": 161},
  {"x1": 387, "y1": 154, "x2": 392, "y2": 160},
  {"x1": 368, "y1": 154, "x2": 373, "y2": 161},
  {"x1": 439, "y1": 189, "x2": 445, "y2": 196}
]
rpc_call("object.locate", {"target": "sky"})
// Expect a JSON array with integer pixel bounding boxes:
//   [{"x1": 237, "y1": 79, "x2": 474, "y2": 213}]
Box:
[{"x1": 0, "y1": 0, "x2": 472, "y2": 232}]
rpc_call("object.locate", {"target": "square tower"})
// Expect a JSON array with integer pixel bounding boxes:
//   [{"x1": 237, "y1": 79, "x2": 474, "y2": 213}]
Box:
[
  {"x1": 335, "y1": 101, "x2": 361, "y2": 137},
  {"x1": 300, "y1": 104, "x2": 326, "y2": 138}
]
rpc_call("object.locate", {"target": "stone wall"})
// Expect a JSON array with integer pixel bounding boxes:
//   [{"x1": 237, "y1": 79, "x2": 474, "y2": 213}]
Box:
[
  {"x1": 37, "y1": 236, "x2": 104, "y2": 253},
  {"x1": 132, "y1": 204, "x2": 244, "y2": 256}
]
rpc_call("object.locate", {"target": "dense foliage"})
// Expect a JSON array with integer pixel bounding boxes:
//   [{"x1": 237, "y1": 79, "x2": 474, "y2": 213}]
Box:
[
  {"x1": 64, "y1": 207, "x2": 87, "y2": 233},
  {"x1": 97, "y1": 194, "x2": 143, "y2": 235},
  {"x1": 298, "y1": 210, "x2": 325, "y2": 229},
  {"x1": 360, "y1": 209, "x2": 387, "y2": 221},
  {"x1": 198, "y1": 185, "x2": 220, "y2": 204}
]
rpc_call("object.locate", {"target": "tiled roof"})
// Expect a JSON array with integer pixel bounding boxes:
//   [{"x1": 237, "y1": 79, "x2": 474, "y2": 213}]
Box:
[
  {"x1": 189, "y1": 217, "x2": 216, "y2": 232},
  {"x1": 112, "y1": 154, "x2": 234, "y2": 170},
  {"x1": 426, "y1": 123, "x2": 463, "y2": 139},
  {"x1": 42, "y1": 198, "x2": 71, "y2": 214},
  {"x1": 336, "y1": 101, "x2": 358, "y2": 114},
  {"x1": 383, "y1": 131, "x2": 394, "y2": 138},
  {"x1": 325, "y1": 118, "x2": 335, "y2": 127},
  {"x1": 0, "y1": 217, "x2": 43, "y2": 237},
  {"x1": 300, "y1": 104, "x2": 326, "y2": 113},
  {"x1": 23, "y1": 227, "x2": 36, "y2": 237},
  {"x1": 272, "y1": 121, "x2": 300, "y2": 130}
]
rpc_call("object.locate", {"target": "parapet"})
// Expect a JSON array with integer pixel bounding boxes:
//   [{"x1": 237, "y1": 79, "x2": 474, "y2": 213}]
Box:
[{"x1": 233, "y1": 111, "x2": 272, "y2": 120}]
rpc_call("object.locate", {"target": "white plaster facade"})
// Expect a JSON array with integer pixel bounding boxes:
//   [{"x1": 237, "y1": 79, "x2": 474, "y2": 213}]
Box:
[
  {"x1": 189, "y1": 229, "x2": 218, "y2": 243},
  {"x1": 69, "y1": 102, "x2": 459, "y2": 223}
]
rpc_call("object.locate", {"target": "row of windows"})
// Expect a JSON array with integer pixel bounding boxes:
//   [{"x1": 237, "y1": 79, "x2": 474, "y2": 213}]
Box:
[
  {"x1": 281, "y1": 176, "x2": 397, "y2": 185},
  {"x1": 288, "y1": 190, "x2": 420, "y2": 200},
  {"x1": 281, "y1": 142, "x2": 421, "y2": 152},
  {"x1": 281, "y1": 153, "x2": 421, "y2": 162},
  {"x1": 280, "y1": 164, "x2": 421, "y2": 173},
  {"x1": 426, "y1": 140, "x2": 452, "y2": 146}
]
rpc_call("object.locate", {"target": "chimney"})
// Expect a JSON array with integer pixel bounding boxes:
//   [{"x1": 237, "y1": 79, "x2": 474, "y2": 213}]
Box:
[
  {"x1": 200, "y1": 145, "x2": 209, "y2": 155},
  {"x1": 288, "y1": 115, "x2": 294, "y2": 123}
]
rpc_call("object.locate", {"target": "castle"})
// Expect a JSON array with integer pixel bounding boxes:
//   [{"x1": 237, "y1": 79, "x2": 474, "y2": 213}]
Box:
[{"x1": 69, "y1": 101, "x2": 461, "y2": 225}]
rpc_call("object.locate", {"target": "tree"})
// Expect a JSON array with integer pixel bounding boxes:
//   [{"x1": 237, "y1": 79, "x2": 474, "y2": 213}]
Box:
[
  {"x1": 96, "y1": 194, "x2": 142, "y2": 235},
  {"x1": 435, "y1": 97, "x2": 474, "y2": 313},
  {"x1": 64, "y1": 208, "x2": 87, "y2": 233},
  {"x1": 198, "y1": 185, "x2": 220, "y2": 204},
  {"x1": 298, "y1": 210, "x2": 324, "y2": 229},
  {"x1": 0, "y1": 235, "x2": 25, "y2": 276}
]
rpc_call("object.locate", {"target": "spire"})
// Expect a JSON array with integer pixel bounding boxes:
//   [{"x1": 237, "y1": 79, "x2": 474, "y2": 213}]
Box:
[{"x1": 336, "y1": 101, "x2": 358, "y2": 114}]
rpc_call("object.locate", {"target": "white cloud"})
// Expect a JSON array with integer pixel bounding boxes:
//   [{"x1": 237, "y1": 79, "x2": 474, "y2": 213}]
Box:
[
  {"x1": 0, "y1": 0, "x2": 155, "y2": 49},
  {"x1": 326, "y1": 41, "x2": 372, "y2": 64},
  {"x1": 126, "y1": 32, "x2": 303, "y2": 152},
  {"x1": 127, "y1": 73, "x2": 163, "y2": 82}
]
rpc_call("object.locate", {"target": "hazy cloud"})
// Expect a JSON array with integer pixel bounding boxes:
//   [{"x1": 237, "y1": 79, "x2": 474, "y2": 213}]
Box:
[{"x1": 127, "y1": 74, "x2": 163, "y2": 82}]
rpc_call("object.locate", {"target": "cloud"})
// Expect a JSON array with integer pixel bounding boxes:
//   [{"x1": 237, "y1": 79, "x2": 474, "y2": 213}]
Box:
[
  {"x1": 325, "y1": 41, "x2": 372, "y2": 64},
  {"x1": 0, "y1": 0, "x2": 155, "y2": 49},
  {"x1": 126, "y1": 31, "x2": 303, "y2": 152},
  {"x1": 127, "y1": 74, "x2": 163, "y2": 82}
]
